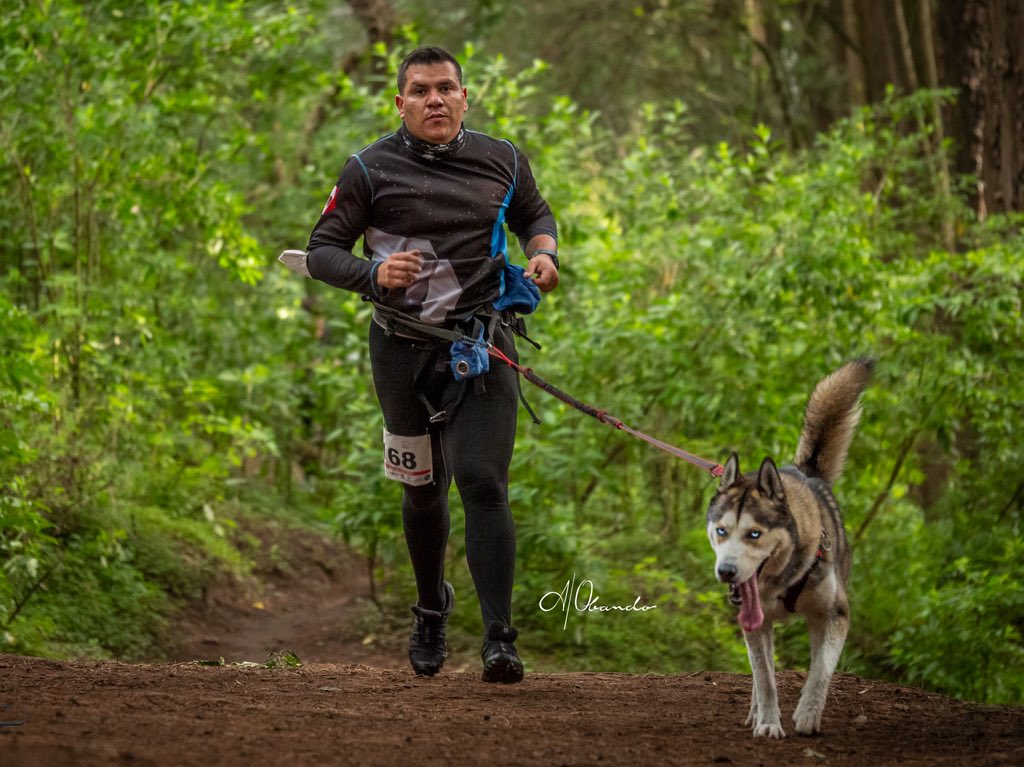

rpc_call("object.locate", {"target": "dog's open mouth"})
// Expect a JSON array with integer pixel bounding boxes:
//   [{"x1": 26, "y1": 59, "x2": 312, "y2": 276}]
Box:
[{"x1": 730, "y1": 561, "x2": 766, "y2": 633}]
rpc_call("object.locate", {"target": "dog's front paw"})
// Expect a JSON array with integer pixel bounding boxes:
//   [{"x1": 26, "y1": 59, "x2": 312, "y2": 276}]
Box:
[
  {"x1": 753, "y1": 722, "x2": 786, "y2": 739},
  {"x1": 793, "y1": 705, "x2": 822, "y2": 735}
]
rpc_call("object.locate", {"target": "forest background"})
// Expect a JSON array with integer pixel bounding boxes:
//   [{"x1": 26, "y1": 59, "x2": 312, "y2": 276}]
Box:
[{"x1": 1, "y1": 0, "x2": 1021, "y2": 705}]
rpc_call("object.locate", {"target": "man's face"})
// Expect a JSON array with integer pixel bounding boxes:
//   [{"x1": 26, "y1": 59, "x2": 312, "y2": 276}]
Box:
[{"x1": 396, "y1": 62, "x2": 468, "y2": 145}]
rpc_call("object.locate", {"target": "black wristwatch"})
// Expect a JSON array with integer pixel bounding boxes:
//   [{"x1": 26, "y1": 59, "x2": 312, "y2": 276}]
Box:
[{"x1": 529, "y1": 248, "x2": 559, "y2": 270}]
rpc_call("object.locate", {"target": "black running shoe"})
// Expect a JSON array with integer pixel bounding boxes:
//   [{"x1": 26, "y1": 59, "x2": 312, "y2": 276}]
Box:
[
  {"x1": 481, "y1": 621, "x2": 524, "y2": 684},
  {"x1": 408, "y1": 581, "x2": 455, "y2": 677}
]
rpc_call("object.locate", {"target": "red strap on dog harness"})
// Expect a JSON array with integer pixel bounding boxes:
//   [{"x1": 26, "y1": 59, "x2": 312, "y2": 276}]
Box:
[{"x1": 782, "y1": 534, "x2": 830, "y2": 612}]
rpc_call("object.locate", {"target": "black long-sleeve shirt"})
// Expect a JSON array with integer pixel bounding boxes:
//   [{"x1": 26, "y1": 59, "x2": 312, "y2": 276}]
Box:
[{"x1": 306, "y1": 123, "x2": 557, "y2": 325}]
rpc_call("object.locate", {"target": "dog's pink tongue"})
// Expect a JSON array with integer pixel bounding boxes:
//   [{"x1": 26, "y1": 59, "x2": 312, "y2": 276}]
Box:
[{"x1": 738, "y1": 576, "x2": 764, "y2": 632}]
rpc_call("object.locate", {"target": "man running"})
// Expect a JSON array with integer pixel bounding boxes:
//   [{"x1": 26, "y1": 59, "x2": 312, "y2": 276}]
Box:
[{"x1": 303, "y1": 46, "x2": 559, "y2": 683}]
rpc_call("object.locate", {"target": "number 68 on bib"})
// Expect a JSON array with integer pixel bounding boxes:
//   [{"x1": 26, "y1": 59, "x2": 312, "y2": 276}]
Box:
[{"x1": 383, "y1": 429, "x2": 434, "y2": 486}]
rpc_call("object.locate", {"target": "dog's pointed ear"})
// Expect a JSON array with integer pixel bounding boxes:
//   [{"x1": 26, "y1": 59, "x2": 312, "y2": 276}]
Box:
[
  {"x1": 719, "y1": 453, "x2": 740, "y2": 490},
  {"x1": 757, "y1": 456, "x2": 785, "y2": 499}
]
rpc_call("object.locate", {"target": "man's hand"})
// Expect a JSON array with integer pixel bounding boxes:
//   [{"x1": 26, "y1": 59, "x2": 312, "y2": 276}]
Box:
[
  {"x1": 377, "y1": 250, "x2": 424, "y2": 289},
  {"x1": 525, "y1": 252, "x2": 559, "y2": 292}
]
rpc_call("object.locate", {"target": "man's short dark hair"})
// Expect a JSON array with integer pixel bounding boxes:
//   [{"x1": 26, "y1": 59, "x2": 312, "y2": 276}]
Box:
[{"x1": 397, "y1": 47, "x2": 463, "y2": 94}]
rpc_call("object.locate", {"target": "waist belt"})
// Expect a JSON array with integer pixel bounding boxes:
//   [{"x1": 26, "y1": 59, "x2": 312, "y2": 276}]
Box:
[
  {"x1": 371, "y1": 308, "x2": 466, "y2": 345},
  {"x1": 369, "y1": 302, "x2": 541, "y2": 425},
  {"x1": 370, "y1": 303, "x2": 539, "y2": 350}
]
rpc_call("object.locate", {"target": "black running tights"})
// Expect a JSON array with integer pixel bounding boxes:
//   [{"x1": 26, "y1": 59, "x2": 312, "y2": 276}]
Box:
[{"x1": 368, "y1": 320, "x2": 518, "y2": 630}]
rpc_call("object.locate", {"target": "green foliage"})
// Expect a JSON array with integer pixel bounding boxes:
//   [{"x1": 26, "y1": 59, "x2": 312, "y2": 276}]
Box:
[
  {"x1": 888, "y1": 540, "x2": 1024, "y2": 703},
  {"x1": 514, "y1": 90, "x2": 1022, "y2": 700},
  {"x1": 2, "y1": 3, "x2": 1021, "y2": 705},
  {"x1": 0, "y1": 0, "x2": 338, "y2": 657}
]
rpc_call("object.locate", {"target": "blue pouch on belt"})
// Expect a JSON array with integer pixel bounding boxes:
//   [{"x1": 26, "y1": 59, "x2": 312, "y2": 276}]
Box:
[
  {"x1": 450, "y1": 323, "x2": 490, "y2": 381},
  {"x1": 493, "y1": 262, "x2": 541, "y2": 315}
]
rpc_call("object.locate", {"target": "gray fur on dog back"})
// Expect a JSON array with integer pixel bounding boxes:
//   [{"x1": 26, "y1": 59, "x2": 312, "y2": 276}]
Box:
[{"x1": 794, "y1": 357, "x2": 874, "y2": 486}]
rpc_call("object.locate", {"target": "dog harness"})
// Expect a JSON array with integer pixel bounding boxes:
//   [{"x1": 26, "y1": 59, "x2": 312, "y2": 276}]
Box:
[{"x1": 782, "y1": 531, "x2": 831, "y2": 612}]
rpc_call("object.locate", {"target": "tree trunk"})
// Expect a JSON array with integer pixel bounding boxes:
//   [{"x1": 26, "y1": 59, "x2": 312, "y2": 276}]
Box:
[
  {"x1": 287, "y1": 0, "x2": 397, "y2": 182},
  {"x1": 349, "y1": 0, "x2": 395, "y2": 74},
  {"x1": 969, "y1": 0, "x2": 1024, "y2": 214},
  {"x1": 853, "y1": 0, "x2": 903, "y2": 102},
  {"x1": 918, "y1": 0, "x2": 954, "y2": 248},
  {"x1": 841, "y1": 0, "x2": 866, "y2": 106},
  {"x1": 939, "y1": 0, "x2": 1024, "y2": 215}
]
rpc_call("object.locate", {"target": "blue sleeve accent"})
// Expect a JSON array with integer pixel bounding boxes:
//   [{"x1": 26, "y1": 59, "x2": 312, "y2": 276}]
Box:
[
  {"x1": 490, "y1": 139, "x2": 543, "y2": 314},
  {"x1": 489, "y1": 184, "x2": 515, "y2": 263},
  {"x1": 352, "y1": 153, "x2": 374, "y2": 201},
  {"x1": 489, "y1": 140, "x2": 520, "y2": 264}
]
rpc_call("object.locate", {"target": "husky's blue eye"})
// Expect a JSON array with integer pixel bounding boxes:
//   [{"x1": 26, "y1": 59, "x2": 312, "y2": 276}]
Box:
[
  {"x1": 716, "y1": 527, "x2": 727, "y2": 537},
  {"x1": 748, "y1": 530, "x2": 762, "y2": 539}
]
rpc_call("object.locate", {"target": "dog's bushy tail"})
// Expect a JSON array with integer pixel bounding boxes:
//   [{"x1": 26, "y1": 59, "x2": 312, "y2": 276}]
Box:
[{"x1": 795, "y1": 357, "x2": 874, "y2": 485}]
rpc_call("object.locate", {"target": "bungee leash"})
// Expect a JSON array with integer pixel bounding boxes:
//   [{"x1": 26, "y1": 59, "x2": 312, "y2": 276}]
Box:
[
  {"x1": 371, "y1": 302, "x2": 725, "y2": 479},
  {"x1": 486, "y1": 344, "x2": 724, "y2": 478}
]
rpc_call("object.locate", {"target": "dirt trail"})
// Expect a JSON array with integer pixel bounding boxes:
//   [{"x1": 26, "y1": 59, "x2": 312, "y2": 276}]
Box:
[
  {"x1": 161, "y1": 526, "x2": 406, "y2": 669},
  {"x1": 1, "y1": 527, "x2": 1022, "y2": 766}
]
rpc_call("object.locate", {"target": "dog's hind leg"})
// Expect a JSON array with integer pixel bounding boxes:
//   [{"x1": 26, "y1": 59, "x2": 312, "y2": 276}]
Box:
[
  {"x1": 794, "y1": 610, "x2": 849, "y2": 735},
  {"x1": 744, "y1": 626, "x2": 785, "y2": 738}
]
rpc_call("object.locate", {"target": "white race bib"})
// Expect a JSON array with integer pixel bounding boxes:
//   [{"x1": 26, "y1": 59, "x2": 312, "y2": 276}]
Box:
[{"x1": 383, "y1": 429, "x2": 433, "y2": 486}]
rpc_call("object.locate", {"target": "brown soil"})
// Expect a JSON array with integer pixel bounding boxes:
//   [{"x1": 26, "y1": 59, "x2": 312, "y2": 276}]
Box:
[{"x1": 1, "y1": 527, "x2": 1021, "y2": 767}]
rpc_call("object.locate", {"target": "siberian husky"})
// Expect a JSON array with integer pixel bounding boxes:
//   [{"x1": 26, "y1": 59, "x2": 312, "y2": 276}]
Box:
[{"x1": 706, "y1": 358, "x2": 873, "y2": 738}]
